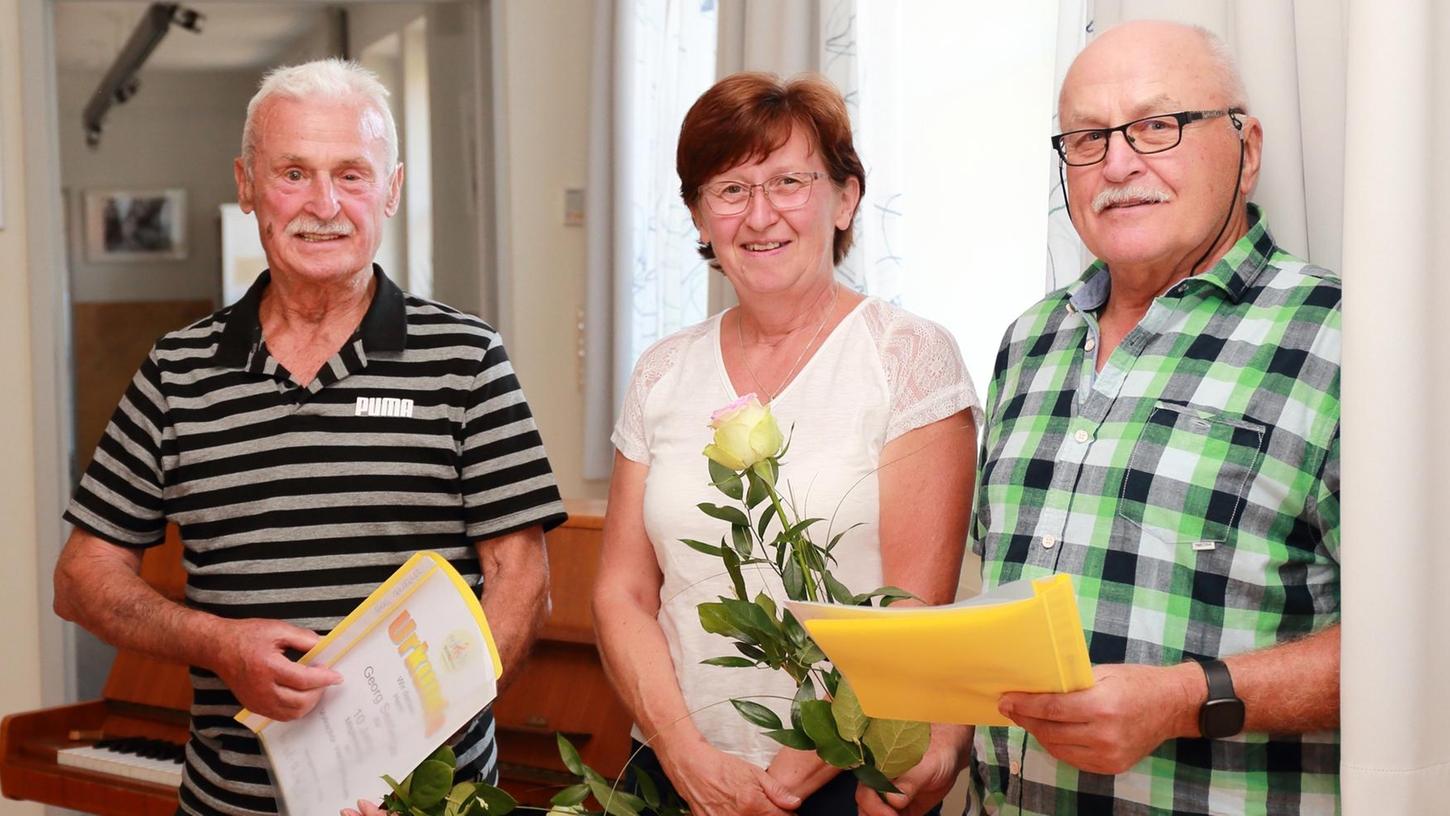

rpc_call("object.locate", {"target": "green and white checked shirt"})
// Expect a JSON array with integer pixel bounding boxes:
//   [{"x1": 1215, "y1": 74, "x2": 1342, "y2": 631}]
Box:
[{"x1": 970, "y1": 207, "x2": 1340, "y2": 815}]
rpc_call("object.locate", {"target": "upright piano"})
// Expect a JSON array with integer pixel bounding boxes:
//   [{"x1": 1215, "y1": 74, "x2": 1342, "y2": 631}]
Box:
[
  {"x1": 0, "y1": 528, "x2": 191, "y2": 814},
  {"x1": 2, "y1": 501, "x2": 631, "y2": 813}
]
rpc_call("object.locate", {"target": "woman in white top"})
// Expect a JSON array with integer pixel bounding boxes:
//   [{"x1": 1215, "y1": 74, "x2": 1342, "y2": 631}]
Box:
[{"x1": 593, "y1": 72, "x2": 981, "y2": 816}]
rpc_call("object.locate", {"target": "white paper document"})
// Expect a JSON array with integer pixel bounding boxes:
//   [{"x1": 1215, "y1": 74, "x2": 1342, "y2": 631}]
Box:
[{"x1": 236, "y1": 551, "x2": 503, "y2": 815}]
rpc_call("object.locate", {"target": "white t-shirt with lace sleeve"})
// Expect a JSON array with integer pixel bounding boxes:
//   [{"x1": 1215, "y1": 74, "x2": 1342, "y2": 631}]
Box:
[{"x1": 610, "y1": 296, "x2": 981, "y2": 767}]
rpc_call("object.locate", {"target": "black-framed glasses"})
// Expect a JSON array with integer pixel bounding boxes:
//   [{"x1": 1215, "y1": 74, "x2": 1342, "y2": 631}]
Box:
[
  {"x1": 699, "y1": 171, "x2": 824, "y2": 216},
  {"x1": 1051, "y1": 109, "x2": 1244, "y2": 166}
]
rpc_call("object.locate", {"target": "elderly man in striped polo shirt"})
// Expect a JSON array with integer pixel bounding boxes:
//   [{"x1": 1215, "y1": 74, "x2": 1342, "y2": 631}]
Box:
[
  {"x1": 54, "y1": 59, "x2": 567, "y2": 816},
  {"x1": 962, "y1": 22, "x2": 1340, "y2": 816}
]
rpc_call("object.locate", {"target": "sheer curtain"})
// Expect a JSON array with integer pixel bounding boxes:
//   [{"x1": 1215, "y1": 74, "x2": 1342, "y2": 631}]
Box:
[{"x1": 581, "y1": 0, "x2": 717, "y2": 479}]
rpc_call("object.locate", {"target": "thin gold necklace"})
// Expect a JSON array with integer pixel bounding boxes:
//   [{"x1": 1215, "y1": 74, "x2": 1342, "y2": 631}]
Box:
[{"x1": 736, "y1": 283, "x2": 839, "y2": 403}]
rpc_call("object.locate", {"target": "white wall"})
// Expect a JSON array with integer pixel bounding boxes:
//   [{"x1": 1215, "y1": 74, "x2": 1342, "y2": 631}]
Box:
[
  {"x1": 0, "y1": 0, "x2": 47, "y2": 811},
  {"x1": 495, "y1": 0, "x2": 607, "y2": 501},
  {"x1": 57, "y1": 69, "x2": 260, "y2": 304}
]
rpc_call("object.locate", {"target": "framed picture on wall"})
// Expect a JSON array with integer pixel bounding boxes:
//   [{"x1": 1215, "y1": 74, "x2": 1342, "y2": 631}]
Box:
[{"x1": 83, "y1": 188, "x2": 188, "y2": 262}]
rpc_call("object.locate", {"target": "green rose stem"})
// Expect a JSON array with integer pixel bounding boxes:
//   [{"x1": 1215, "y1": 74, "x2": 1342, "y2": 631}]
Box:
[{"x1": 757, "y1": 470, "x2": 820, "y2": 603}]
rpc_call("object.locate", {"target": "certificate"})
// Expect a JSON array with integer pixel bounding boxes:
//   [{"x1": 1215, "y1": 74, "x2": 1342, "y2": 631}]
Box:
[{"x1": 236, "y1": 551, "x2": 503, "y2": 815}]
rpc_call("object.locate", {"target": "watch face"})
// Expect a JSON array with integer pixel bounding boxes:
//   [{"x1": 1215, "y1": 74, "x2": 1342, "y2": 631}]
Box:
[{"x1": 1200, "y1": 698, "x2": 1246, "y2": 738}]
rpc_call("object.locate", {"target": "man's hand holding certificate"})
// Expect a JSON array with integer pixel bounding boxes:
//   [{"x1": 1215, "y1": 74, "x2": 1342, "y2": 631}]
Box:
[{"x1": 236, "y1": 552, "x2": 503, "y2": 815}]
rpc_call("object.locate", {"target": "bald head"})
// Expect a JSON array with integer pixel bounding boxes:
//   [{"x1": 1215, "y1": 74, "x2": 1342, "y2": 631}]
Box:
[
  {"x1": 1060, "y1": 21, "x2": 1248, "y2": 128},
  {"x1": 1053, "y1": 19, "x2": 1264, "y2": 278}
]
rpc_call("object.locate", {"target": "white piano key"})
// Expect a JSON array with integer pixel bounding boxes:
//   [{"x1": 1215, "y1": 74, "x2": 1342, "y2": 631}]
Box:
[{"x1": 56, "y1": 744, "x2": 183, "y2": 787}]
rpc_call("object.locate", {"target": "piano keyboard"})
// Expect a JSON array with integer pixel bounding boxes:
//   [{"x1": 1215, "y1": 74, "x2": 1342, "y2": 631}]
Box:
[{"x1": 56, "y1": 737, "x2": 184, "y2": 787}]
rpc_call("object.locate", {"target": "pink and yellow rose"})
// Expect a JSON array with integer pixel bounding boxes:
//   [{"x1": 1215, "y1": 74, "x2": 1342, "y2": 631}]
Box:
[{"x1": 703, "y1": 394, "x2": 783, "y2": 471}]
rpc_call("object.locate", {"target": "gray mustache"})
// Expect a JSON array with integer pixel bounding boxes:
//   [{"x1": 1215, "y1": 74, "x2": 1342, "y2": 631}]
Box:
[
  {"x1": 1092, "y1": 186, "x2": 1171, "y2": 213},
  {"x1": 286, "y1": 216, "x2": 355, "y2": 236}
]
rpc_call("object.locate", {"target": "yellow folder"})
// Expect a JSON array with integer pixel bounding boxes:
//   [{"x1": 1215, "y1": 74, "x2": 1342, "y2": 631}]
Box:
[{"x1": 786, "y1": 574, "x2": 1094, "y2": 726}]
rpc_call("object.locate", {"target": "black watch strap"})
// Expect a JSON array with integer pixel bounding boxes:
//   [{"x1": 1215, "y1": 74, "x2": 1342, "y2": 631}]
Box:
[
  {"x1": 1201, "y1": 658, "x2": 1235, "y2": 701},
  {"x1": 1196, "y1": 658, "x2": 1245, "y2": 738}
]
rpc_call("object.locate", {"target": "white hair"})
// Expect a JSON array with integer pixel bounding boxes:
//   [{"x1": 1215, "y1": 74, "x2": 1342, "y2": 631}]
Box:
[
  {"x1": 1191, "y1": 24, "x2": 1251, "y2": 111},
  {"x1": 241, "y1": 58, "x2": 398, "y2": 175}
]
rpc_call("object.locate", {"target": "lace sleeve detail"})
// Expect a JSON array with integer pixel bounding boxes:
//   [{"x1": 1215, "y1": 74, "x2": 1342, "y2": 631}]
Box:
[
  {"x1": 862, "y1": 300, "x2": 983, "y2": 443},
  {"x1": 610, "y1": 324, "x2": 706, "y2": 464}
]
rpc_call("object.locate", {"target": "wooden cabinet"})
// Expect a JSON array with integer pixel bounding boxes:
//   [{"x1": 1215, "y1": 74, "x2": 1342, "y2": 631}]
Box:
[{"x1": 493, "y1": 500, "x2": 633, "y2": 805}]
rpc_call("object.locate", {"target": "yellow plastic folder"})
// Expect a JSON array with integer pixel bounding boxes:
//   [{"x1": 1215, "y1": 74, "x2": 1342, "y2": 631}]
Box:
[{"x1": 785, "y1": 574, "x2": 1094, "y2": 726}]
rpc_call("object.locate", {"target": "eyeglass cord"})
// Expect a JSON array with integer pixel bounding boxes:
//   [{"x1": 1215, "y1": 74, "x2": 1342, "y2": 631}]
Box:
[{"x1": 1056, "y1": 113, "x2": 1247, "y2": 291}]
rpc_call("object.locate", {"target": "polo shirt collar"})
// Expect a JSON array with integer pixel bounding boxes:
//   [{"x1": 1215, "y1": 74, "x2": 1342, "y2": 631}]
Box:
[
  {"x1": 1067, "y1": 203, "x2": 1279, "y2": 312},
  {"x1": 216, "y1": 264, "x2": 407, "y2": 369}
]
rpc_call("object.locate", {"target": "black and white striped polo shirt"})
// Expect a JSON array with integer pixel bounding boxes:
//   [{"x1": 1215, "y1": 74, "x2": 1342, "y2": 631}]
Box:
[{"x1": 65, "y1": 266, "x2": 567, "y2": 816}]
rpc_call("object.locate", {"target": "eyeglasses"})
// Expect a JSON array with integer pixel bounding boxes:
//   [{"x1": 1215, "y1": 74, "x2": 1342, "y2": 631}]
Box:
[
  {"x1": 698, "y1": 171, "x2": 824, "y2": 216},
  {"x1": 1051, "y1": 109, "x2": 1244, "y2": 166}
]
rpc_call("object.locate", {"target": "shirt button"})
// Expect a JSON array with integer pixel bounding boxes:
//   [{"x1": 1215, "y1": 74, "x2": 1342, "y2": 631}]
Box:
[
  {"x1": 1074, "y1": 429, "x2": 1090, "y2": 443},
  {"x1": 1042, "y1": 535, "x2": 1057, "y2": 549},
  {"x1": 1009, "y1": 759, "x2": 1022, "y2": 775},
  {"x1": 1084, "y1": 337, "x2": 1096, "y2": 352}
]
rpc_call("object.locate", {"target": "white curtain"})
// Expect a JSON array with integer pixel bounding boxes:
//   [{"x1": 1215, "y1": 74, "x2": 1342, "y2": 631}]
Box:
[
  {"x1": 1085, "y1": 0, "x2": 1344, "y2": 270},
  {"x1": 581, "y1": 0, "x2": 717, "y2": 479},
  {"x1": 712, "y1": 0, "x2": 908, "y2": 303},
  {"x1": 1071, "y1": 1, "x2": 1450, "y2": 809},
  {"x1": 1339, "y1": 0, "x2": 1450, "y2": 810}
]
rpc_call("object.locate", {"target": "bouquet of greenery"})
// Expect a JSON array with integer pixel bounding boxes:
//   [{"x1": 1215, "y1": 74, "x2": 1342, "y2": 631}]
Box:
[
  {"x1": 691, "y1": 394, "x2": 929, "y2": 793},
  {"x1": 381, "y1": 394, "x2": 928, "y2": 815}
]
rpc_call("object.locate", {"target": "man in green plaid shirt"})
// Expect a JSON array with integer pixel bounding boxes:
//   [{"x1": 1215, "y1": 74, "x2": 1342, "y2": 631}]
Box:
[{"x1": 967, "y1": 21, "x2": 1340, "y2": 816}]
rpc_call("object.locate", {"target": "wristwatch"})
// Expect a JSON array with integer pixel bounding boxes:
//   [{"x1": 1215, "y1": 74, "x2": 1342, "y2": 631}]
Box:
[{"x1": 1196, "y1": 658, "x2": 1245, "y2": 738}]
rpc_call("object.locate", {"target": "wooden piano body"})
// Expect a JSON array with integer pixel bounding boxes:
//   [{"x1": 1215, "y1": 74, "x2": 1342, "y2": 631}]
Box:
[
  {"x1": 1, "y1": 528, "x2": 191, "y2": 814},
  {"x1": 1, "y1": 501, "x2": 630, "y2": 813}
]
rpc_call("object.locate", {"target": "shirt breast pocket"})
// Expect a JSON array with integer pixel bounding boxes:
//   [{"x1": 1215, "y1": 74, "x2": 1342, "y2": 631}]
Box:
[{"x1": 1117, "y1": 400, "x2": 1268, "y2": 547}]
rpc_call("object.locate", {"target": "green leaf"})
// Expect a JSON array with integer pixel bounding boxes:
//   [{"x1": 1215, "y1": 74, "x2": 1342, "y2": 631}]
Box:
[
  {"x1": 708, "y1": 458, "x2": 744, "y2": 500},
  {"x1": 782, "y1": 557, "x2": 805, "y2": 599},
  {"x1": 857, "y1": 585, "x2": 919, "y2": 607},
  {"x1": 472, "y1": 783, "x2": 518, "y2": 814},
  {"x1": 680, "y1": 538, "x2": 724, "y2": 558},
  {"x1": 631, "y1": 766, "x2": 661, "y2": 808},
  {"x1": 721, "y1": 598, "x2": 778, "y2": 644},
  {"x1": 831, "y1": 680, "x2": 869, "y2": 742},
  {"x1": 752, "y1": 457, "x2": 778, "y2": 487},
  {"x1": 763, "y1": 727, "x2": 815, "y2": 750},
  {"x1": 745, "y1": 469, "x2": 769, "y2": 508},
  {"x1": 697, "y1": 502, "x2": 750, "y2": 527},
  {"x1": 862, "y1": 718, "x2": 931, "y2": 778},
  {"x1": 730, "y1": 698, "x2": 783, "y2": 730},
  {"x1": 803, "y1": 544, "x2": 828, "y2": 571},
  {"x1": 701, "y1": 655, "x2": 757, "y2": 668},
  {"x1": 382, "y1": 773, "x2": 410, "y2": 803},
  {"x1": 733, "y1": 642, "x2": 767, "y2": 661},
  {"x1": 551, "y1": 782, "x2": 591, "y2": 805},
  {"x1": 585, "y1": 778, "x2": 644, "y2": 816},
  {"x1": 791, "y1": 677, "x2": 816, "y2": 732},
  {"x1": 827, "y1": 523, "x2": 865, "y2": 553},
  {"x1": 754, "y1": 591, "x2": 777, "y2": 621},
  {"x1": 429, "y1": 744, "x2": 457, "y2": 767},
  {"x1": 755, "y1": 500, "x2": 777, "y2": 538},
  {"x1": 823, "y1": 668, "x2": 842, "y2": 698},
  {"x1": 721, "y1": 546, "x2": 748, "y2": 601},
  {"x1": 730, "y1": 524, "x2": 753, "y2": 558},
  {"x1": 556, "y1": 732, "x2": 587, "y2": 777},
  {"x1": 409, "y1": 758, "x2": 454, "y2": 809},
  {"x1": 823, "y1": 570, "x2": 856, "y2": 605},
  {"x1": 851, "y1": 763, "x2": 902, "y2": 794},
  {"x1": 781, "y1": 517, "x2": 825, "y2": 540},
  {"x1": 446, "y1": 781, "x2": 476, "y2": 804},
  {"x1": 799, "y1": 699, "x2": 863, "y2": 768},
  {"x1": 698, "y1": 602, "x2": 741, "y2": 638}
]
